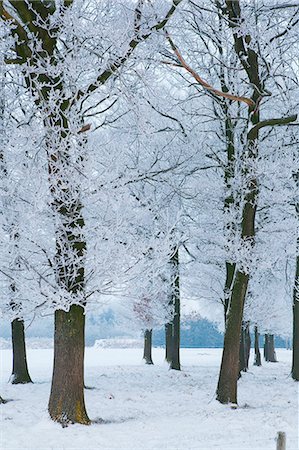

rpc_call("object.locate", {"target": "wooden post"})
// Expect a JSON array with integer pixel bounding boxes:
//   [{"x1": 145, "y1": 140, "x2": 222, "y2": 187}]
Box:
[{"x1": 277, "y1": 432, "x2": 286, "y2": 450}]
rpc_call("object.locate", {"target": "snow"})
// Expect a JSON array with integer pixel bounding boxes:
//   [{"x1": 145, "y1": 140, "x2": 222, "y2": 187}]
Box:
[
  {"x1": 93, "y1": 338, "x2": 143, "y2": 348},
  {"x1": 0, "y1": 347, "x2": 298, "y2": 449}
]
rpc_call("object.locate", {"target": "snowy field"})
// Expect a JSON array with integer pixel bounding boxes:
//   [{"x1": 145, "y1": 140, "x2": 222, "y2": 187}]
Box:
[{"x1": 0, "y1": 347, "x2": 298, "y2": 450}]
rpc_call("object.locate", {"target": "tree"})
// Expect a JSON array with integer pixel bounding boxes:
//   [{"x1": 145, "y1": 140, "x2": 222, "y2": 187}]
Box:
[
  {"x1": 163, "y1": 0, "x2": 297, "y2": 402},
  {"x1": 292, "y1": 242, "x2": 299, "y2": 379},
  {"x1": 292, "y1": 173, "x2": 299, "y2": 379},
  {"x1": 2, "y1": 0, "x2": 183, "y2": 425},
  {"x1": 215, "y1": 0, "x2": 296, "y2": 404},
  {"x1": 0, "y1": 21, "x2": 33, "y2": 385}
]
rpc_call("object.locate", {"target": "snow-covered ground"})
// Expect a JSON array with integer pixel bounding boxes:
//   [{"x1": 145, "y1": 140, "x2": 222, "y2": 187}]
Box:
[{"x1": 0, "y1": 347, "x2": 297, "y2": 449}]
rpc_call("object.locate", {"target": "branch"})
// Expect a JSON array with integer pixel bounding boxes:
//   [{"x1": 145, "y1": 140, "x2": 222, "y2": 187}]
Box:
[
  {"x1": 144, "y1": 98, "x2": 187, "y2": 136},
  {"x1": 165, "y1": 34, "x2": 255, "y2": 107},
  {"x1": 1, "y1": 2, "x2": 30, "y2": 46},
  {"x1": 4, "y1": 57, "x2": 27, "y2": 64},
  {"x1": 269, "y1": 8, "x2": 299, "y2": 43},
  {"x1": 78, "y1": 123, "x2": 91, "y2": 134},
  {"x1": 77, "y1": 0, "x2": 183, "y2": 100},
  {"x1": 262, "y1": 3, "x2": 299, "y2": 10},
  {"x1": 247, "y1": 114, "x2": 298, "y2": 140}
]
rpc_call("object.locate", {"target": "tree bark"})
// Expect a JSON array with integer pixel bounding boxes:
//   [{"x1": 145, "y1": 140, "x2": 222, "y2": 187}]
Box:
[
  {"x1": 10, "y1": 319, "x2": 32, "y2": 384},
  {"x1": 254, "y1": 325, "x2": 262, "y2": 366},
  {"x1": 216, "y1": 271, "x2": 249, "y2": 404},
  {"x1": 48, "y1": 305, "x2": 90, "y2": 425},
  {"x1": 143, "y1": 329, "x2": 153, "y2": 365}
]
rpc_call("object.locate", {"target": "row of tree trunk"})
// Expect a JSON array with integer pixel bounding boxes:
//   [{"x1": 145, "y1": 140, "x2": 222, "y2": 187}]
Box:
[
  {"x1": 143, "y1": 322, "x2": 278, "y2": 371},
  {"x1": 240, "y1": 326, "x2": 277, "y2": 372},
  {"x1": 8, "y1": 312, "x2": 280, "y2": 387}
]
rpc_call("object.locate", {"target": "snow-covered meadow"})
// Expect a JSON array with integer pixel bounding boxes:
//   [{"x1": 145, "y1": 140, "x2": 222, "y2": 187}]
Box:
[{"x1": 0, "y1": 346, "x2": 297, "y2": 450}]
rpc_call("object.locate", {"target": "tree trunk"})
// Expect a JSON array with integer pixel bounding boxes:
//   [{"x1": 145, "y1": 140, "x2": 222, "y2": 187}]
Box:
[
  {"x1": 143, "y1": 329, "x2": 153, "y2": 365},
  {"x1": 239, "y1": 324, "x2": 246, "y2": 376},
  {"x1": 269, "y1": 335, "x2": 277, "y2": 362},
  {"x1": 239, "y1": 322, "x2": 250, "y2": 374},
  {"x1": 48, "y1": 305, "x2": 90, "y2": 426},
  {"x1": 165, "y1": 322, "x2": 173, "y2": 363},
  {"x1": 254, "y1": 325, "x2": 261, "y2": 366},
  {"x1": 170, "y1": 289, "x2": 180, "y2": 370},
  {"x1": 264, "y1": 334, "x2": 277, "y2": 363},
  {"x1": 276, "y1": 432, "x2": 286, "y2": 450},
  {"x1": 292, "y1": 301, "x2": 299, "y2": 379},
  {"x1": 45, "y1": 120, "x2": 89, "y2": 424},
  {"x1": 292, "y1": 239, "x2": 299, "y2": 379},
  {"x1": 170, "y1": 248, "x2": 180, "y2": 371},
  {"x1": 245, "y1": 323, "x2": 251, "y2": 369},
  {"x1": 216, "y1": 270, "x2": 249, "y2": 404},
  {"x1": 224, "y1": 262, "x2": 236, "y2": 324},
  {"x1": 222, "y1": 105, "x2": 236, "y2": 326},
  {"x1": 264, "y1": 333, "x2": 268, "y2": 360},
  {"x1": 10, "y1": 319, "x2": 32, "y2": 384}
]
